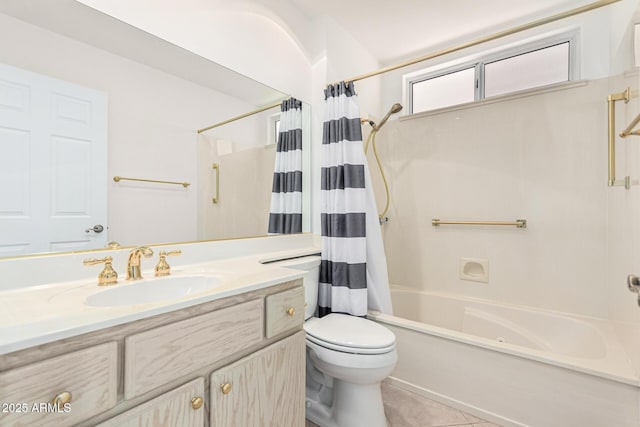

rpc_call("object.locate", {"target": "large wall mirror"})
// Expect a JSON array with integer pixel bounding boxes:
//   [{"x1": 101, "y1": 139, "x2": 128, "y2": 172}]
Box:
[{"x1": 0, "y1": 0, "x2": 310, "y2": 259}]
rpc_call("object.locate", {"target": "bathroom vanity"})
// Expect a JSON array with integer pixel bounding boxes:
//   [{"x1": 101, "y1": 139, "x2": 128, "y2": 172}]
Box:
[{"x1": 0, "y1": 236, "x2": 315, "y2": 427}]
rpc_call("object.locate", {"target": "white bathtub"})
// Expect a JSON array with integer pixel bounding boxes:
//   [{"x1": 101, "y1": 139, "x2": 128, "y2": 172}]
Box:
[{"x1": 369, "y1": 288, "x2": 640, "y2": 427}]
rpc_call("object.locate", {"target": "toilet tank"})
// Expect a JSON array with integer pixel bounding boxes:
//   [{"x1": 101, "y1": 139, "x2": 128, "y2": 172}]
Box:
[{"x1": 269, "y1": 255, "x2": 320, "y2": 319}]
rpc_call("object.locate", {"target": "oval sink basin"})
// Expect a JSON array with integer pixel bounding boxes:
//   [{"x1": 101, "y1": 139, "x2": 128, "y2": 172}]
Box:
[{"x1": 85, "y1": 275, "x2": 221, "y2": 307}]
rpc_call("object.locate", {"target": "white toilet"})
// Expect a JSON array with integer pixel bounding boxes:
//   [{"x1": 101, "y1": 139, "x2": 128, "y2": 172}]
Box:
[{"x1": 275, "y1": 255, "x2": 397, "y2": 427}]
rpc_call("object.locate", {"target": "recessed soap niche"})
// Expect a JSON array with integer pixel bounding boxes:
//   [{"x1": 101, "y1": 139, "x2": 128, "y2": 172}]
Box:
[{"x1": 460, "y1": 258, "x2": 489, "y2": 283}]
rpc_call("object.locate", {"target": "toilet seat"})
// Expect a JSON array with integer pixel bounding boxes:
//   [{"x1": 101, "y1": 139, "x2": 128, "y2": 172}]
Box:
[{"x1": 304, "y1": 313, "x2": 396, "y2": 355}]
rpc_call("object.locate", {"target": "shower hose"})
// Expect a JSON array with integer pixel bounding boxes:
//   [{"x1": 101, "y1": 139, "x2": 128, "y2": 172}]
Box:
[{"x1": 364, "y1": 130, "x2": 390, "y2": 222}]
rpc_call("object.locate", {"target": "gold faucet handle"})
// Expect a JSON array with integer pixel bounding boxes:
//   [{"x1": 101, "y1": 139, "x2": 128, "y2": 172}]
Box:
[
  {"x1": 154, "y1": 250, "x2": 182, "y2": 277},
  {"x1": 84, "y1": 256, "x2": 118, "y2": 286}
]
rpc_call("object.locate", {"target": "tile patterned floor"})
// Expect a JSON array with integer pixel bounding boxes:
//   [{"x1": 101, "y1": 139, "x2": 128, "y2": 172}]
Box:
[{"x1": 305, "y1": 381, "x2": 501, "y2": 427}]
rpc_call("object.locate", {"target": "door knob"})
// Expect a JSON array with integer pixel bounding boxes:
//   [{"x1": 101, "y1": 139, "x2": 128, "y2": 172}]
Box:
[{"x1": 85, "y1": 224, "x2": 104, "y2": 233}]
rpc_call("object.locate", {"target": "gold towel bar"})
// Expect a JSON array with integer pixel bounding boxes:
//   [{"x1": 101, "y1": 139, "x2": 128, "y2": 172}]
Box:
[
  {"x1": 432, "y1": 219, "x2": 527, "y2": 228},
  {"x1": 113, "y1": 176, "x2": 190, "y2": 188}
]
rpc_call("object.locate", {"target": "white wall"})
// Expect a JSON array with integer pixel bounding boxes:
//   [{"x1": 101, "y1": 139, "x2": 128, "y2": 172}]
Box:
[{"x1": 0, "y1": 13, "x2": 260, "y2": 247}]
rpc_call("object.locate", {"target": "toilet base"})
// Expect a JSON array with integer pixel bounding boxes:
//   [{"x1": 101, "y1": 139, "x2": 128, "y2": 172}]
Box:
[
  {"x1": 305, "y1": 378, "x2": 389, "y2": 427},
  {"x1": 305, "y1": 397, "x2": 338, "y2": 427}
]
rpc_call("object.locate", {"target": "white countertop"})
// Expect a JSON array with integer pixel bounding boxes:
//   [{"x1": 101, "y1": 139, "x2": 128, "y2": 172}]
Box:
[{"x1": 0, "y1": 247, "x2": 319, "y2": 355}]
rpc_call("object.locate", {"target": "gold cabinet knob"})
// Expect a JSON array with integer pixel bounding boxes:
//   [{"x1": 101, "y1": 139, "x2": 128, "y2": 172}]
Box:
[
  {"x1": 191, "y1": 396, "x2": 203, "y2": 410},
  {"x1": 221, "y1": 383, "x2": 232, "y2": 395},
  {"x1": 51, "y1": 391, "x2": 72, "y2": 408},
  {"x1": 286, "y1": 307, "x2": 296, "y2": 316}
]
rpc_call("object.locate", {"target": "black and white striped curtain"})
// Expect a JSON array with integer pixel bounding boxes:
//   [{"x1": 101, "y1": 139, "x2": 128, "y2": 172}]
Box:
[
  {"x1": 319, "y1": 82, "x2": 368, "y2": 317},
  {"x1": 268, "y1": 98, "x2": 302, "y2": 234}
]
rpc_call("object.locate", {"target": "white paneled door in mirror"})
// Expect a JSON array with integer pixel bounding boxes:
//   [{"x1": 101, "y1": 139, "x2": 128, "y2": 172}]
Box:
[{"x1": 0, "y1": 63, "x2": 107, "y2": 257}]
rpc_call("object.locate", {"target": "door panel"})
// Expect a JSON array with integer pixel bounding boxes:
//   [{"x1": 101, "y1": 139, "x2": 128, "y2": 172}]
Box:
[{"x1": 0, "y1": 63, "x2": 107, "y2": 256}]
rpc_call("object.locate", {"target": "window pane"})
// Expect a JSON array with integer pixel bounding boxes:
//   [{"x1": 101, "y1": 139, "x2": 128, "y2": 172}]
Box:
[
  {"x1": 484, "y1": 42, "x2": 569, "y2": 98},
  {"x1": 412, "y1": 67, "x2": 475, "y2": 113}
]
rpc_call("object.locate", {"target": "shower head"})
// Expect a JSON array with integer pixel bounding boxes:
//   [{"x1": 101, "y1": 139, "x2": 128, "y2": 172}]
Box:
[{"x1": 375, "y1": 103, "x2": 403, "y2": 131}]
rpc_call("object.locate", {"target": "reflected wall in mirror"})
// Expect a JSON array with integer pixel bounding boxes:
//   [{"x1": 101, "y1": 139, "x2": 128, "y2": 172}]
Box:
[
  {"x1": 197, "y1": 103, "x2": 310, "y2": 241},
  {"x1": 0, "y1": 1, "x2": 308, "y2": 259}
]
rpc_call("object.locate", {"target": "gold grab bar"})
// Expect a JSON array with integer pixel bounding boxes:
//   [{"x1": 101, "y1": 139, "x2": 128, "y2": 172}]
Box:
[
  {"x1": 607, "y1": 88, "x2": 640, "y2": 189},
  {"x1": 607, "y1": 88, "x2": 630, "y2": 186},
  {"x1": 432, "y1": 219, "x2": 527, "y2": 228},
  {"x1": 113, "y1": 176, "x2": 190, "y2": 188},
  {"x1": 212, "y1": 163, "x2": 219, "y2": 204}
]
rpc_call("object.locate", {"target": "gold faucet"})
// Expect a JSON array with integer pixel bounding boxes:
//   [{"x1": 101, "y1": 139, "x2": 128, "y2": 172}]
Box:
[
  {"x1": 155, "y1": 250, "x2": 182, "y2": 277},
  {"x1": 84, "y1": 256, "x2": 118, "y2": 286},
  {"x1": 126, "y1": 246, "x2": 154, "y2": 280}
]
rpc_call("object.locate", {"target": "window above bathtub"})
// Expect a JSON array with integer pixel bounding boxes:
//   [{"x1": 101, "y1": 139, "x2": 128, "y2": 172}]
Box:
[{"x1": 404, "y1": 31, "x2": 578, "y2": 115}]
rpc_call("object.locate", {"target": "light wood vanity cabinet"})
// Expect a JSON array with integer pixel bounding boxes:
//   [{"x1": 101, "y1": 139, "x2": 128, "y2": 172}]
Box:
[{"x1": 0, "y1": 279, "x2": 304, "y2": 427}]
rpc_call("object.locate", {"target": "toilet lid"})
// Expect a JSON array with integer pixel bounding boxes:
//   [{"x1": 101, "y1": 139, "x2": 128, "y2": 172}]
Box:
[{"x1": 304, "y1": 313, "x2": 396, "y2": 351}]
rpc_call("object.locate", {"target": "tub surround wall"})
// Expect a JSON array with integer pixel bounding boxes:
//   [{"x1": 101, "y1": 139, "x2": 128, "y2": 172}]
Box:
[
  {"x1": 606, "y1": 72, "x2": 640, "y2": 374},
  {"x1": 375, "y1": 79, "x2": 609, "y2": 318}
]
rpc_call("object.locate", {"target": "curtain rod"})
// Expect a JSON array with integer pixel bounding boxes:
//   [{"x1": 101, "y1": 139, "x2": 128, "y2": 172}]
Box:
[
  {"x1": 333, "y1": 0, "x2": 621, "y2": 85},
  {"x1": 197, "y1": 98, "x2": 287, "y2": 134}
]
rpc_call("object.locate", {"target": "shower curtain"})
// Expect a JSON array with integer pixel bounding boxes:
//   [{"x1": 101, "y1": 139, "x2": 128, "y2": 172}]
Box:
[
  {"x1": 319, "y1": 81, "x2": 393, "y2": 317},
  {"x1": 268, "y1": 97, "x2": 303, "y2": 234}
]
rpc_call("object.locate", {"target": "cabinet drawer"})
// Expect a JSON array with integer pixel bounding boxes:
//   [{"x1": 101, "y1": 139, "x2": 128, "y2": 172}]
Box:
[
  {"x1": 265, "y1": 286, "x2": 304, "y2": 338},
  {"x1": 0, "y1": 342, "x2": 118, "y2": 427},
  {"x1": 97, "y1": 378, "x2": 205, "y2": 427},
  {"x1": 124, "y1": 299, "x2": 263, "y2": 399}
]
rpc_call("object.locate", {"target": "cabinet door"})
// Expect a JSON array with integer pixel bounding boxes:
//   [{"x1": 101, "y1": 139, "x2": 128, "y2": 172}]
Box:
[
  {"x1": 97, "y1": 378, "x2": 204, "y2": 427},
  {"x1": 210, "y1": 331, "x2": 305, "y2": 427}
]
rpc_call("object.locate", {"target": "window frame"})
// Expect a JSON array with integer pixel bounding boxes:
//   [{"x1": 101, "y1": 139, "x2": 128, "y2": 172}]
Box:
[
  {"x1": 405, "y1": 31, "x2": 578, "y2": 115},
  {"x1": 267, "y1": 112, "x2": 281, "y2": 146}
]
